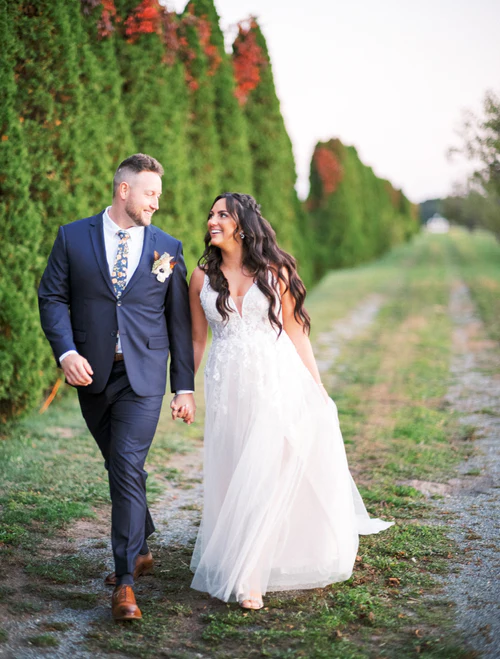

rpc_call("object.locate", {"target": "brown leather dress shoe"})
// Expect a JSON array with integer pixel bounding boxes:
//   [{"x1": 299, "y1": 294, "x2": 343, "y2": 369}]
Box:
[
  {"x1": 112, "y1": 585, "x2": 142, "y2": 621},
  {"x1": 105, "y1": 551, "x2": 154, "y2": 586}
]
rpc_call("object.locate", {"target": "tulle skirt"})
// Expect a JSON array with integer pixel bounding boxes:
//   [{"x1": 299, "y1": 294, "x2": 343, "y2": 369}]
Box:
[{"x1": 190, "y1": 330, "x2": 393, "y2": 603}]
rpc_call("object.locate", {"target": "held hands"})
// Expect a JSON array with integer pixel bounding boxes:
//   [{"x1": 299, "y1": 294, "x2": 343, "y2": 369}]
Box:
[
  {"x1": 171, "y1": 393, "x2": 196, "y2": 425},
  {"x1": 61, "y1": 353, "x2": 94, "y2": 386}
]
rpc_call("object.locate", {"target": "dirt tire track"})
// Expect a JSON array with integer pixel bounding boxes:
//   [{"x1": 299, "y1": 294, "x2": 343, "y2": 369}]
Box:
[{"x1": 437, "y1": 281, "x2": 500, "y2": 659}]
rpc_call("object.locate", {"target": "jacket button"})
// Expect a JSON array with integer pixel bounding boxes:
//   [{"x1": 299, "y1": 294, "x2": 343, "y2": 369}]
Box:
[
  {"x1": 110, "y1": 331, "x2": 116, "y2": 337},
  {"x1": 117, "y1": 301, "x2": 122, "y2": 307}
]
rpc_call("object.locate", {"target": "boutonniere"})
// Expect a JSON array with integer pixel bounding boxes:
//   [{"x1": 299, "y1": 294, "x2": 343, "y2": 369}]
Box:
[{"x1": 152, "y1": 250, "x2": 176, "y2": 282}]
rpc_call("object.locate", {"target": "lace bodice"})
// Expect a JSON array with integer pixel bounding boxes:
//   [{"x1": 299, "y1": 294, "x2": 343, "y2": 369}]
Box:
[
  {"x1": 200, "y1": 274, "x2": 283, "y2": 414},
  {"x1": 200, "y1": 274, "x2": 279, "y2": 342}
]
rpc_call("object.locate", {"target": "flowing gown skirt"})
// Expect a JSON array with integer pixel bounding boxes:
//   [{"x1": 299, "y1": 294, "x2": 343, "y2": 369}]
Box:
[{"x1": 190, "y1": 277, "x2": 393, "y2": 603}]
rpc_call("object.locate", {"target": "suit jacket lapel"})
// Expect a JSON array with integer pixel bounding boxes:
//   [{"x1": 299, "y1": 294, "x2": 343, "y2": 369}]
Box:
[
  {"x1": 122, "y1": 225, "x2": 157, "y2": 298},
  {"x1": 89, "y1": 212, "x2": 115, "y2": 296}
]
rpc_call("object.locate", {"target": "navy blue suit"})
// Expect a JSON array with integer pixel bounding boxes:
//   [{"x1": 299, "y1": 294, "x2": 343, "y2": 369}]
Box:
[{"x1": 39, "y1": 211, "x2": 195, "y2": 583}]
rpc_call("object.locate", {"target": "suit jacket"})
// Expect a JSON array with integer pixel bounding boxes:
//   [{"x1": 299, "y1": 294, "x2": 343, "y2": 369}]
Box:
[{"x1": 38, "y1": 211, "x2": 195, "y2": 396}]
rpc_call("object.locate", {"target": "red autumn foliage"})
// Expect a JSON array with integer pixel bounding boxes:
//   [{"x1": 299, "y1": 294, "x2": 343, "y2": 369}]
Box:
[
  {"x1": 161, "y1": 10, "x2": 181, "y2": 66},
  {"x1": 80, "y1": 0, "x2": 119, "y2": 39},
  {"x1": 232, "y1": 18, "x2": 266, "y2": 106},
  {"x1": 314, "y1": 147, "x2": 343, "y2": 196},
  {"x1": 196, "y1": 16, "x2": 222, "y2": 77},
  {"x1": 87, "y1": 0, "x2": 222, "y2": 90},
  {"x1": 97, "y1": 0, "x2": 118, "y2": 38},
  {"x1": 124, "y1": 0, "x2": 162, "y2": 44},
  {"x1": 173, "y1": 5, "x2": 222, "y2": 91}
]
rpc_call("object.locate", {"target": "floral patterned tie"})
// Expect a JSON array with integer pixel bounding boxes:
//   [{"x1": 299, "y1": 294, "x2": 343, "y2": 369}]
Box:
[{"x1": 111, "y1": 230, "x2": 130, "y2": 297}]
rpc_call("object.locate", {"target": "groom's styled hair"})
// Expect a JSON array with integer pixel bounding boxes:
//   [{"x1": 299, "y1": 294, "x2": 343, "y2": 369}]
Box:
[{"x1": 113, "y1": 153, "x2": 164, "y2": 197}]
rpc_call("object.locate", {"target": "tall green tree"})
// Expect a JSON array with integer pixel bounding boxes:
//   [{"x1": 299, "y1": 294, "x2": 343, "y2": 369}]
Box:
[
  {"x1": 112, "y1": 0, "x2": 199, "y2": 266},
  {"x1": 12, "y1": 0, "x2": 90, "y2": 255},
  {"x1": 0, "y1": 0, "x2": 53, "y2": 421},
  {"x1": 181, "y1": 1, "x2": 223, "y2": 254},
  {"x1": 80, "y1": 0, "x2": 136, "y2": 191},
  {"x1": 450, "y1": 89, "x2": 500, "y2": 197},
  {"x1": 189, "y1": 0, "x2": 253, "y2": 193},
  {"x1": 233, "y1": 20, "x2": 311, "y2": 283},
  {"x1": 448, "y1": 88, "x2": 500, "y2": 237}
]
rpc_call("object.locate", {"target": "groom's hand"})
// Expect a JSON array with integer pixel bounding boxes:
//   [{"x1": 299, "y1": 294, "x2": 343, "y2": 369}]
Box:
[
  {"x1": 61, "y1": 353, "x2": 94, "y2": 386},
  {"x1": 171, "y1": 393, "x2": 196, "y2": 425}
]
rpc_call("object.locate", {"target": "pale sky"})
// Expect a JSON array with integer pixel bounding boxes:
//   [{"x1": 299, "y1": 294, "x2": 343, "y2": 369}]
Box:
[{"x1": 166, "y1": 0, "x2": 500, "y2": 203}]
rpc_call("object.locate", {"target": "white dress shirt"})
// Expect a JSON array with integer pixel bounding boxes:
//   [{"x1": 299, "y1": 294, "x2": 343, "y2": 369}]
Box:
[{"x1": 59, "y1": 209, "x2": 193, "y2": 395}]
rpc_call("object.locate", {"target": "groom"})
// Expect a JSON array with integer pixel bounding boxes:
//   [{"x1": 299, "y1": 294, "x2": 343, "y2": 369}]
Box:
[{"x1": 38, "y1": 154, "x2": 195, "y2": 620}]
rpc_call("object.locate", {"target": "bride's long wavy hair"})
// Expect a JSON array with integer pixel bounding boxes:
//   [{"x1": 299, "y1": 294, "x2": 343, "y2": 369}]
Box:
[{"x1": 198, "y1": 193, "x2": 311, "y2": 335}]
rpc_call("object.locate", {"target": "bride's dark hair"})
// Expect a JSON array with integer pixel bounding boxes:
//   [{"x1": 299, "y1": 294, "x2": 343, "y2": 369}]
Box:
[{"x1": 198, "y1": 193, "x2": 311, "y2": 335}]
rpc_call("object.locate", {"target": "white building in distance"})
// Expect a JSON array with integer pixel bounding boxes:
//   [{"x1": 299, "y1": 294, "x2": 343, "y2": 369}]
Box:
[{"x1": 426, "y1": 213, "x2": 450, "y2": 234}]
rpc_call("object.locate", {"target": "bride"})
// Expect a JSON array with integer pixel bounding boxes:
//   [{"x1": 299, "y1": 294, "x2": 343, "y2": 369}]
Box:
[{"x1": 186, "y1": 193, "x2": 393, "y2": 610}]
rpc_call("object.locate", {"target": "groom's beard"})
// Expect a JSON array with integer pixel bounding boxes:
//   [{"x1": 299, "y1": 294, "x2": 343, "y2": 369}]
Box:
[{"x1": 125, "y1": 200, "x2": 152, "y2": 227}]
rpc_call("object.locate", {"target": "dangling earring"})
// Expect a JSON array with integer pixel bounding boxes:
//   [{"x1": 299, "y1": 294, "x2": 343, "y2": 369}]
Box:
[{"x1": 239, "y1": 231, "x2": 245, "y2": 240}]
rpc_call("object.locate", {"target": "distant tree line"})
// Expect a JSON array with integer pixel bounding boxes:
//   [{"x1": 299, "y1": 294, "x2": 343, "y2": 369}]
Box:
[
  {"x1": 0, "y1": 0, "x2": 417, "y2": 422},
  {"x1": 442, "y1": 89, "x2": 500, "y2": 239}
]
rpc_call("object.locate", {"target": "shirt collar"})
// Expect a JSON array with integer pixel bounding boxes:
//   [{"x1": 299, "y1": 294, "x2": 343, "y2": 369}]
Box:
[{"x1": 103, "y1": 206, "x2": 145, "y2": 239}]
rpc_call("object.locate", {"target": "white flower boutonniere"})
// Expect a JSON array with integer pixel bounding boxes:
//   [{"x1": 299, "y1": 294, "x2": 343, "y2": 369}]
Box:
[{"x1": 152, "y1": 250, "x2": 176, "y2": 282}]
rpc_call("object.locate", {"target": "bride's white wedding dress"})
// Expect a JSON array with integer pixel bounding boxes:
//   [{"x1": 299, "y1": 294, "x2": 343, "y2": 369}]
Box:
[{"x1": 190, "y1": 274, "x2": 393, "y2": 603}]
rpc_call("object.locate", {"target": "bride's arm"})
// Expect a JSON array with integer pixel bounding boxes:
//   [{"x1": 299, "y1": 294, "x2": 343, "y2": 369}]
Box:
[
  {"x1": 189, "y1": 267, "x2": 208, "y2": 376},
  {"x1": 280, "y1": 273, "x2": 328, "y2": 400}
]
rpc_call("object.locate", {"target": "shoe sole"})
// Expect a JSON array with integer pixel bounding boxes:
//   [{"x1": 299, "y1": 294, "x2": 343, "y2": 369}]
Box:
[{"x1": 113, "y1": 613, "x2": 142, "y2": 621}]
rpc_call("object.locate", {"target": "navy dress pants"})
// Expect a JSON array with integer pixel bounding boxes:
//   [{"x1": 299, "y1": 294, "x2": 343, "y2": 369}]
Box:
[{"x1": 78, "y1": 361, "x2": 163, "y2": 585}]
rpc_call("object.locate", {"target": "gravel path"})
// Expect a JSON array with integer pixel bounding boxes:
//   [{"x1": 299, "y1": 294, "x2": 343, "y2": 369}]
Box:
[
  {"x1": 438, "y1": 281, "x2": 500, "y2": 659},
  {"x1": 0, "y1": 448, "x2": 204, "y2": 659},
  {"x1": 314, "y1": 293, "x2": 385, "y2": 387}
]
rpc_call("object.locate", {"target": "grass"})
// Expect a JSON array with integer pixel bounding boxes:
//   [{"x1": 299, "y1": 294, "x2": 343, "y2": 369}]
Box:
[
  {"x1": 0, "y1": 228, "x2": 497, "y2": 658},
  {"x1": 447, "y1": 228, "x2": 500, "y2": 342},
  {"x1": 25, "y1": 633, "x2": 60, "y2": 648},
  {"x1": 25, "y1": 554, "x2": 106, "y2": 585}
]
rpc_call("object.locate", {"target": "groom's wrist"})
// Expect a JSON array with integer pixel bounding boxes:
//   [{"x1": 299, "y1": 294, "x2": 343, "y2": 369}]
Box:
[{"x1": 60, "y1": 349, "x2": 78, "y2": 364}]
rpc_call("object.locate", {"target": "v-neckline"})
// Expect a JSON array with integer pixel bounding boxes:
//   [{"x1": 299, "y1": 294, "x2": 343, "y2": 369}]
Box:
[{"x1": 229, "y1": 281, "x2": 256, "y2": 319}]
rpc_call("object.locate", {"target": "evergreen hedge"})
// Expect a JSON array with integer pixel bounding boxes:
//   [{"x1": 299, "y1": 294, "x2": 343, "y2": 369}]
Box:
[
  {"x1": 0, "y1": 0, "x2": 417, "y2": 422},
  {"x1": 307, "y1": 139, "x2": 418, "y2": 279}
]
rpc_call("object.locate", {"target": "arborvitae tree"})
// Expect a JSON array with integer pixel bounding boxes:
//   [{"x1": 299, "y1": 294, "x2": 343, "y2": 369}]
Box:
[
  {"x1": 307, "y1": 138, "x2": 416, "y2": 277},
  {"x1": 373, "y1": 177, "x2": 397, "y2": 255},
  {"x1": 111, "y1": 0, "x2": 199, "y2": 266},
  {"x1": 12, "y1": 0, "x2": 90, "y2": 256},
  {"x1": 181, "y1": 2, "x2": 223, "y2": 250},
  {"x1": 308, "y1": 139, "x2": 356, "y2": 275},
  {"x1": 233, "y1": 20, "x2": 311, "y2": 283},
  {"x1": 399, "y1": 192, "x2": 419, "y2": 240},
  {"x1": 189, "y1": 0, "x2": 253, "y2": 192},
  {"x1": 0, "y1": 0, "x2": 54, "y2": 421},
  {"x1": 79, "y1": 0, "x2": 136, "y2": 196}
]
